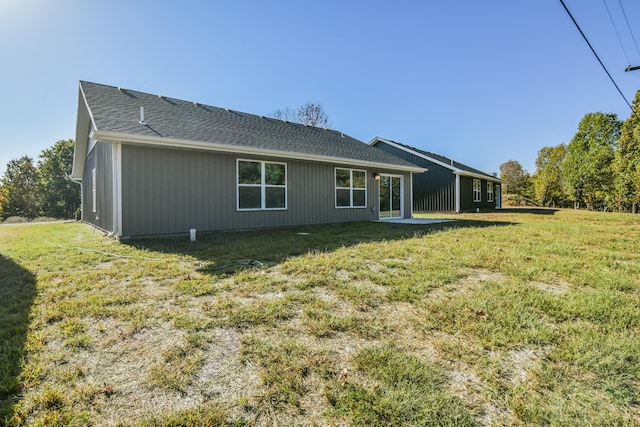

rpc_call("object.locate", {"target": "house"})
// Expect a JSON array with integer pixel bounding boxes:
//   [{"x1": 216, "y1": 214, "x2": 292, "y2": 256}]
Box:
[
  {"x1": 71, "y1": 81, "x2": 425, "y2": 238},
  {"x1": 370, "y1": 137, "x2": 502, "y2": 213}
]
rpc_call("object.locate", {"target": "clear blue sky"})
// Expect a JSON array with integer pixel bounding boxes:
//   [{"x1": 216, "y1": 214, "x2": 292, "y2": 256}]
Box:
[{"x1": 1, "y1": 0, "x2": 639, "y2": 176}]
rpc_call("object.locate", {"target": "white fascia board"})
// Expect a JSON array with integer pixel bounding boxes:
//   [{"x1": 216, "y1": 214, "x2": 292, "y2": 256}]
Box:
[
  {"x1": 368, "y1": 136, "x2": 393, "y2": 146},
  {"x1": 72, "y1": 86, "x2": 91, "y2": 180},
  {"x1": 370, "y1": 137, "x2": 458, "y2": 173},
  {"x1": 454, "y1": 170, "x2": 502, "y2": 183},
  {"x1": 72, "y1": 83, "x2": 101, "y2": 180},
  {"x1": 90, "y1": 130, "x2": 426, "y2": 173}
]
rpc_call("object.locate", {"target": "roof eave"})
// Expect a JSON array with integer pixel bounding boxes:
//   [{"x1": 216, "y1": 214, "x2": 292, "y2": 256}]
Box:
[
  {"x1": 90, "y1": 130, "x2": 426, "y2": 173},
  {"x1": 371, "y1": 136, "x2": 500, "y2": 181},
  {"x1": 454, "y1": 170, "x2": 502, "y2": 182},
  {"x1": 370, "y1": 136, "x2": 460, "y2": 173}
]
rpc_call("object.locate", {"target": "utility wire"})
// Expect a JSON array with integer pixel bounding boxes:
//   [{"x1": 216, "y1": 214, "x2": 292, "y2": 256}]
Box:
[
  {"x1": 559, "y1": 0, "x2": 633, "y2": 111},
  {"x1": 603, "y1": 0, "x2": 631, "y2": 64},
  {"x1": 617, "y1": 0, "x2": 640, "y2": 58}
]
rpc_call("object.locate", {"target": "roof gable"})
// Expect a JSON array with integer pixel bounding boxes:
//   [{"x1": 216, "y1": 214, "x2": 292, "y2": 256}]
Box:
[
  {"x1": 370, "y1": 137, "x2": 500, "y2": 182},
  {"x1": 77, "y1": 81, "x2": 423, "y2": 173}
]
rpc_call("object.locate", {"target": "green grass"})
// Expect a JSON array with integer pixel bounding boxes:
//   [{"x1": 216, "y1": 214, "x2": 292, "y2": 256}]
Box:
[
  {"x1": 0, "y1": 210, "x2": 639, "y2": 425},
  {"x1": 327, "y1": 343, "x2": 479, "y2": 426}
]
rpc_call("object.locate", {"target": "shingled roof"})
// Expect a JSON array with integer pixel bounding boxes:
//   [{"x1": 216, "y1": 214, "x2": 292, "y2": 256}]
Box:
[
  {"x1": 73, "y1": 81, "x2": 424, "y2": 179},
  {"x1": 370, "y1": 137, "x2": 500, "y2": 181}
]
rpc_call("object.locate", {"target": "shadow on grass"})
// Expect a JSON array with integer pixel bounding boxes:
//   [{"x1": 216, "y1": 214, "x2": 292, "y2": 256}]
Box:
[
  {"x1": 0, "y1": 254, "x2": 36, "y2": 423},
  {"x1": 497, "y1": 207, "x2": 559, "y2": 215},
  {"x1": 125, "y1": 219, "x2": 514, "y2": 277}
]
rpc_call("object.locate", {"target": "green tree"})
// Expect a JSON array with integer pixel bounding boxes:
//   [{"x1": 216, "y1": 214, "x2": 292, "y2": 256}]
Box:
[
  {"x1": 533, "y1": 144, "x2": 567, "y2": 207},
  {"x1": 0, "y1": 185, "x2": 6, "y2": 220},
  {"x1": 38, "y1": 139, "x2": 80, "y2": 218},
  {"x1": 0, "y1": 156, "x2": 40, "y2": 220},
  {"x1": 499, "y1": 160, "x2": 532, "y2": 204},
  {"x1": 563, "y1": 112, "x2": 621, "y2": 210},
  {"x1": 612, "y1": 91, "x2": 640, "y2": 212}
]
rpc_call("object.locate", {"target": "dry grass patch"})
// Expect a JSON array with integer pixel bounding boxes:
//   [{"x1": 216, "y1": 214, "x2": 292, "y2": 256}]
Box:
[{"x1": 529, "y1": 278, "x2": 571, "y2": 295}]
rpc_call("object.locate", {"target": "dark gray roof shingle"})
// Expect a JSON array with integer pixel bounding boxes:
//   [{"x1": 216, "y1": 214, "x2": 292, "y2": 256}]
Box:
[{"x1": 80, "y1": 81, "x2": 421, "y2": 170}]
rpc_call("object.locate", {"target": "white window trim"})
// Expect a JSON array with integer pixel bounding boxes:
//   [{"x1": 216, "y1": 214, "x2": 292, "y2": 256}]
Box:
[
  {"x1": 91, "y1": 167, "x2": 97, "y2": 212},
  {"x1": 487, "y1": 182, "x2": 494, "y2": 203},
  {"x1": 335, "y1": 168, "x2": 367, "y2": 209},
  {"x1": 236, "y1": 159, "x2": 287, "y2": 211},
  {"x1": 473, "y1": 179, "x2": 482, "y2": 202}
]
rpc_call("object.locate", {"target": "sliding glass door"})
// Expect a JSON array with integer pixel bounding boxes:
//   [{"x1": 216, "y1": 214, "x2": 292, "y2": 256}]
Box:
[{"x1": 379, "y1": 175, "x2": 403, "y2": 219}]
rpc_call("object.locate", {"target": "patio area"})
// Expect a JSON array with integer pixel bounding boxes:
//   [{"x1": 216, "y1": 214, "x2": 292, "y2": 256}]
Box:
[{"x1": 376, "y1": 218, "x2": 453, "y2": 225}]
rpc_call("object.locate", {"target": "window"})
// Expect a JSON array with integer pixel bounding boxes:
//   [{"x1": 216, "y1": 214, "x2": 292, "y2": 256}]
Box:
[
  {"x1": 487, "y1": 182, "x2": 494, "y2": 202},
  {"x1": 336, "y1": 168, "x2": 366, "y2": 208},
  {"x1": 473, "y1": 179, "x2": 481, "y2": 202},
  {"x1": 237, "y1": 160, "x2": 287, "y2": 210},
  {"x1": 92, "y1": 168, "x2": 97, "y2": 212}
]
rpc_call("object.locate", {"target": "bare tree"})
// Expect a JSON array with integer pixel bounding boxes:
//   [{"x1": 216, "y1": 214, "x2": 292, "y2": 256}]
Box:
[
  {"x1": 272, "y1": 107, "x2": 296, "y2": 122},
  {"x1": 295, "y1": 102, "x2": 330, "y2": 127},
  {"x1": 272, "y1": 103, "x2": 330, "y2": 127}
]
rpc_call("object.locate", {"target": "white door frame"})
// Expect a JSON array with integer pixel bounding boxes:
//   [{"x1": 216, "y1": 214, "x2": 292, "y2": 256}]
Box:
[{"x1": 378, "y1": 174, "x2": 404, "y2": 219}]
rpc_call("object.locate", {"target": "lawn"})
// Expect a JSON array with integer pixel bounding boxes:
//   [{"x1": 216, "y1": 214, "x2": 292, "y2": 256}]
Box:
[{"x1": 1, "y1": 209, "x2": 639, "y2": 426}]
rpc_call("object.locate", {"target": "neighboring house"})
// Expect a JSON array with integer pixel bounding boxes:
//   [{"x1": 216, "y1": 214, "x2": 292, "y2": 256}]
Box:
[
  {"x1": 370, "y1": 137, "x2": 502, "y2": 212},
  {"x1": 71, "y1": 81, "x2": 424, "y2": 238}
]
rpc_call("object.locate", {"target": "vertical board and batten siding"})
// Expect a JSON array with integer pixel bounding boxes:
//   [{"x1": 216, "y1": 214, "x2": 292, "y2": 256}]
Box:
[
  {"x1": 373, "y1": 142, "x2": 456, "y2": 212},
  {"x1": 82, "y1": 141, "x2": 114, "y2": 233},
  {"x1": 120, "y1": 145, "x2": 410, "y2": 237},
  {"x1": 414, "y1": 168, "x2": 455, "y2": 211},
  {"x1": 459, "y1": 176, "x2": 499, "y2": 211},
  {"x1": 459, "y1": 176, "x2": 474, "y2": 212}
]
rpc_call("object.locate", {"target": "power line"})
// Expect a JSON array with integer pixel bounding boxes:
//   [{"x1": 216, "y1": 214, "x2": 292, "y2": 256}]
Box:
[
  {"x1": 603, "y1": 0, "x2": 631, "y2": 64},
  {"x1": 617, "y1": 0, "x2": 640, "y2": 58},
  {"x1": 559, "y1": 0, "x2": 633, "y2": 111}
]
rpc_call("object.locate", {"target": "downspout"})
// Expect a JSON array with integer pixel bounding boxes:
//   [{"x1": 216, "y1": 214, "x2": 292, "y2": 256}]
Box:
[
  {"x1": 409, "y1": 172, "x2": 414, "y2": 218},
  {"x1": 455, "y1": 173, "x2": 461, "y2": 213}
]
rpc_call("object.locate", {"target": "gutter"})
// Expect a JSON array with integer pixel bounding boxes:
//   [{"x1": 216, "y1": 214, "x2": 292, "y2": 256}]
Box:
[
  {"x1": 454, "y1": 170, "x2": 502, "y2": 183},
  {"x1": 89, "y1": 129, "x2": 426, "y2": 174}
]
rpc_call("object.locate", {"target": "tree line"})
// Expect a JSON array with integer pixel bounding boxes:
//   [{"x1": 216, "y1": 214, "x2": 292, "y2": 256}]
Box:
[
  {"x1": 500, "y1": 90, "x2": 640, "y2": 212},
  {"x1": 0, "y1": 139, "x2": 80, "y2": 221}
]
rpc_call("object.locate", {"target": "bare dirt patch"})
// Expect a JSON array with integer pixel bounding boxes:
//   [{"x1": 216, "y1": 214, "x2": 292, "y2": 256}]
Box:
[
  {"x1": 196, "y1": 328, "x2": 262, "y2": 412},
  {"x1": 458, "y1": 269, "x2": 507, "y2": 287},
  {"x1": 430, "y1": 268, "x2": 506, "y2": 300},
  {"x1": 529, "y1": 279, "x2": 571, "y2": 295},
  {"x1": 72, "y1": 322, "x2": 193, "y2": 425}
]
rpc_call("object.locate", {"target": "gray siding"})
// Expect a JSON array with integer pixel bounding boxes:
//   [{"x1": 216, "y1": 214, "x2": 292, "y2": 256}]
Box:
[
  {"x1": 120, "y1": 145, "x2": 410, "y2": 237},
  {"x1": 373, "y1": 142, "x2": 456, "y2": 211},
  {"x1": 82, "y1": 142, "x2": 114, "y2": 232}
]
